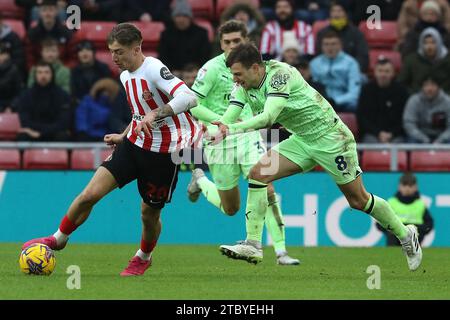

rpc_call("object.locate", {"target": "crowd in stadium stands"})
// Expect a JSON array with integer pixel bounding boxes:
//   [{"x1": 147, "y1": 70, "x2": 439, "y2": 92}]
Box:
[{"x1": 1, "y1": 0, "x2": 450, "y2": 147}]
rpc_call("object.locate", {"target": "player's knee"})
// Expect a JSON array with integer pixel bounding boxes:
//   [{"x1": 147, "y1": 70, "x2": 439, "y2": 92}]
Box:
[
  {"x1": 223, "y1": 203, "x2": 239, "y2": 216},
  {"x1": 141, "y1": 206, "x2": 160, "y2": 223},
  {"x1": 248, "y1": 166, "x2": 267, "y2": 184}
]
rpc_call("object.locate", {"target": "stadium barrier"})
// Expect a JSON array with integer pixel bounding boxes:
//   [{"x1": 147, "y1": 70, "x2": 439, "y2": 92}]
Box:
[{"x1": 0, "y1": 169, "x2": 449, "y2": 247}]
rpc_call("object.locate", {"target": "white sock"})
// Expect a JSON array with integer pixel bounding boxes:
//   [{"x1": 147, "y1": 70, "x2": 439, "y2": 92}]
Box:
[
  {"x1": 136, "y1": 249, "x2": 152, "y2": 261},
  {"x1": 276, "y1": 249, "x2": 288, "y2": 258},
  {"x1": 53, "y1": 229, "x2": 69, "y2": 245}
]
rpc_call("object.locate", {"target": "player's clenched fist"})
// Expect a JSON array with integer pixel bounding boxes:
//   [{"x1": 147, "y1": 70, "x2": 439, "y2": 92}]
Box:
[{"x1": 104, "y1": 133, "x2": 124, "y2": 147}]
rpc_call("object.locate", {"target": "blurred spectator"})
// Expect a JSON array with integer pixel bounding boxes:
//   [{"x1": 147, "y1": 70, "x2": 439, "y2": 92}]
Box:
[
  {"x1": 78, "y1": 0, "x2": 122, "y2": 21},
  {"x1": 108, "y1": 88, "x2": 131, "y2": 134},
  {"x1": 260, "y1": 0, "x2": 330, "y2": 23},
  {"x1": 310, "y1": 30, "x2": 362, "y2": 112},
  {"x1": 352, "y1": 0, "x2": 403, "y2": 25},
  {"x1": 280, "y1": 31, "x2": 301, "y2": 65},
  {"x1": 15, "y1": 61, "x2": 71, "y2": 141},
  {"x1": 0, "y1": 43, "x2": 23, "y2": 112},
  {"x1": 0, "y1": 13, "x2": 26, "y2": 74},
  {"x1": 71, "y1": 40, "x2": 112, "y2": 103},
  {"x1": 403, "y1": 75, "x2": 450, "y2": 143},
  {"x1": 399, "y1": 27, "x2": 450, "y2": 94},
  {"x1": 316, "y1": 1, "x2": 369, "y2": 72},
  {"x1": 397, "y1": 0, "x2": 450, "y2": 49},
  {"x1": 400, "y1": 0, "x2": 450, "y2": 57},
  {"x1": 295, "y1": 58, "x2": 329, "y2": 101},
  {"x1": 220, "y1": 2, "x2": 265, "y2": 48},
  {"x1": 295, "y1": 1, "x2": 329, "y2": 25},
  {"x1": 27, "y1": 37, "x2": 71, "y2": 93},
  {"x1": 25, "y1": 0, "x2": 73, "y2": 68},
  {"x1": 181, "y1": 63, "x2": 199, "y2": 88},
  {"x1": 75, "y1": 78, "x2": 128, "y2": 141},
  {"x1": 121, "y1": 0, "x2": 171, "y2": 23},
  {"x1": 158, "y1": 0, "x2": 211, "y2": 75},
  {"x1": 29, "y1": 0, "x2": 69, "y2": 24},
  {"x1": 260, "y1": 0, "x2": 315, "y2": 61},
  {"x1": 377, "y1": 172, "x2": 433, "y2": 246},
  {"x1": 357, "y1": 58, "x2": 409, "y2": 143}
]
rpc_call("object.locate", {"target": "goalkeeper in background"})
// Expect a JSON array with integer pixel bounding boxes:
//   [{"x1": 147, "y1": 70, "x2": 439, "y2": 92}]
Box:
[{"x1": 187, "y1": 20, "x2": 299, "y2": 265}]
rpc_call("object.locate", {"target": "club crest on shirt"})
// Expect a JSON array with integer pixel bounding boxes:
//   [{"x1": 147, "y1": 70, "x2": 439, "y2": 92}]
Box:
[{"x1": 142, "y1": 90, "x2": 153, "y2": 100}]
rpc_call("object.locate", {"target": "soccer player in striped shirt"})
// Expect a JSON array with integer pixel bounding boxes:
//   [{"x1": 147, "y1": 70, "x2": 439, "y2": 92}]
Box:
[
  {"x1": 22, "y1": 23, "x2": 201, "y2": 276},
  {"x1": 187, "y1": 20, "x2": 299, "y2": 265}
]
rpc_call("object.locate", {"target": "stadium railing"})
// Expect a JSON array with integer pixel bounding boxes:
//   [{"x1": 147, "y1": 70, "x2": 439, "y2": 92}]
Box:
[{"x1": 1, "y1": 142, "x2": 450, "y2": 171}]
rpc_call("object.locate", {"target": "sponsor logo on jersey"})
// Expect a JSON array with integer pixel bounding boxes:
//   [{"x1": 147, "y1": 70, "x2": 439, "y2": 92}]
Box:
[
  {"x1": 197, "y1": 68, "x2": 207, "y2": 80},
  {"x1": 270, "y1": 73, "x2": 290, "y2": 90},
  {"x1": 160, "y1": 67, "x2": 175, "y2": 80}
]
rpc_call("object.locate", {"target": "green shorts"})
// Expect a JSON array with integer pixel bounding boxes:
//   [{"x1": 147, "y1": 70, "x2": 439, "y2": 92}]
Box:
[
  {"x1": 204, "y1": 132, "x2": 266, "y2": 190},
  {"x1": 272, "y1": 121, "x2": 362, "y2": 185}
]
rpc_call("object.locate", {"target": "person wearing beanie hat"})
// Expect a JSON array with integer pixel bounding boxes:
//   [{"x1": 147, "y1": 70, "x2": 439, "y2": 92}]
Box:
[
  {"x1": 280, "y1": 31, "x2": 301, "y2": 65},
  {"x1": 172, "y1": 0, "x2": 193, "y2": 19},
  {"x1": 260, "y1": 0, "x2": 314, "y2": 61},
  {"x1": 158, "y1": 0, "x2": 211, "y2": 74},
  {"x1": 400, "y1": 0, "x2": 450, "y2": 56}
]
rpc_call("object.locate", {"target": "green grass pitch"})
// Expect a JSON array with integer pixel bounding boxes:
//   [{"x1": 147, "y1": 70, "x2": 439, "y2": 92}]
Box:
[{"x1": 1, "y1": 243, "x2": 449, "y2": 300}]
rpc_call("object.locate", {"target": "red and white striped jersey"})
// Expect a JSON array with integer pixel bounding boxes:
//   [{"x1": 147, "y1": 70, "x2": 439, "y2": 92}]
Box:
[
  {"x1": 120, "y1": 56, "x2": 201, "y2": 153},
  {"x1": 260, "y1": 20, "x2": 315, "y2": 58}
]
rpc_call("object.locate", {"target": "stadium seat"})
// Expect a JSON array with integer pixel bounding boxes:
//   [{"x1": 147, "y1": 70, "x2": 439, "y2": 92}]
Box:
[
  {"x1": 369, "y1": 50, "x2": 402, "y2": 75},
  {"x1": 0, "y1": 0, "x2": 25, "y2": 19},
  {"x1": 359, "y1": 21, "x2": 398, "y2": 49},
  {"x1": 312, "y1": 19, "x2": 329, "y2": 39},
  {"x1": 337, "y1": 112, "x2": 359, "y2": 140},
  {"x1": 361, "y1": 150, "x2": 407, "y2": 171},
  {"x1": 0, "y1": 113, "x2": 21, "y2": 141},
  {"x1": 410, "y1": 151, "x2": 450, "y2": 172},
  {"x1": 71, "y1": 149, "x2": 112, "y2": 170},
  {"x1": 133, "y1": 21, "x2": 165, "y2": 51},
  {"x1": 3, "y1": 19, "x2": 26, "y2": 39},
  {"x1": 23, "y1": 149, "x2": 69, "y2": 170},
  {"x1": 95, "y1": 50, "x2": 120, "y2": 78},
  {"x1": 195, "y1": 19, "x2": 215, "y2": 42},
  {"x1": 216, "y1": 0, "x2": 260, "y2": 20},
  {"x1": 0, "y1": 149, "x2": 21, "y2": 170},
  {"x1": 75, "y1": 21, "x2": 116, "y2": 50}
]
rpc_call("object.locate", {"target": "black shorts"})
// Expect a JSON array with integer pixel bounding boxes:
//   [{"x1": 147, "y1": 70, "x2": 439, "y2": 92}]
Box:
[{"x1": 101, "y1": 138, "x2": 179, "y2": 209}]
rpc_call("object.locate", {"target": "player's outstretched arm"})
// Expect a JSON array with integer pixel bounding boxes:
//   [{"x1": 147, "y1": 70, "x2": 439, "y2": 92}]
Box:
[
  {"x1": 227, "y1": 96, "x2": 286, "y2": 134},
  {"x1": 190, "y1": 105, "x2": 221, "y2": 123},
  {"x1": 104, "y1": 122, "x2": 131, "y2": 147}
]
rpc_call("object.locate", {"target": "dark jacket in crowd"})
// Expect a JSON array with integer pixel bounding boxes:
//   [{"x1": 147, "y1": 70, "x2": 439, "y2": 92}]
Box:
[
  {"x1": 398, "y1": 27, "x2": 450, "y2": 94},
  {"x1": 25, "y1": 18, "x2": 73, "y2": 67},
  {"x1": 316, "y1": 23, "x2": 369, "y2": 72},
  {"x1": 0, "y1": 59, "x2": 23, "y2": 111},
  {"x1": 74, "y1": 0, "x2": 122, "y2": 21},
  {"x1": 15, "y1": 82, "x2": 71, "y2": 138},
  {"x1": 121, "y1": 0, "x2": 171, "y2": 22},
  {"x1": 158, "y1": 22, "x2": 211, "y2": 71},
  {"x1": 71, "y1": 60, "x2": 112, "y2": 101},
  {"x1": 357, "y1": 80, "x2": 409, "y2": 139},
  {"x1": 400, "y1": 19, "x2": 450, "y2": 57},
  {"x1": 0, "y1": 23, "x2": 26, "y2": 73}
]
